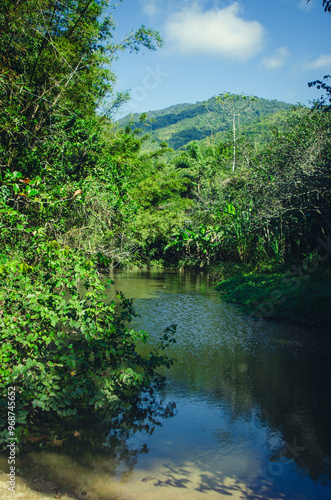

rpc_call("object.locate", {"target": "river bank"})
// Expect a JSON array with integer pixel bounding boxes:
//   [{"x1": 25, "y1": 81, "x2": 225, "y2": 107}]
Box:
[
  {"x1": 119, "y1": 255, "x2": 331, "y2": 330},
  {"x1": 114, "y1": 255, "x2": 331, "y2": 330},
  {"x1": 214, "y1": 265, "x2": 331, "y2": 330}
]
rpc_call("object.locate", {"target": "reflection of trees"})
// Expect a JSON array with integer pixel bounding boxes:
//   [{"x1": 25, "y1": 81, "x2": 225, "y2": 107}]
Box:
[
  {"x1": 214, "y1": 336, "x2": 331, "y2": 486},
  {"x1": 103, "y1": 391, "x2": 177, "y2": 477},
  {"x1": 249, "y1": 345, "x2": 331, "y2": 485},
  {"x1": 156, "y1": 322, "x2": 331, "y2": 487},
  {"x1": 15, "y1": 387, "x2": 176, "y2": 496}
]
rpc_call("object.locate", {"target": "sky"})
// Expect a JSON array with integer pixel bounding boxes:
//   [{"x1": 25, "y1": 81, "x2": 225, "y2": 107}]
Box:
[{"x1": 109, "y1": 0, "x2": 331, "y2": 118}]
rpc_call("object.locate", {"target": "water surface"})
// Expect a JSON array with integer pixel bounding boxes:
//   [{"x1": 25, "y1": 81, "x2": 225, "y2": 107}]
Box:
[{"x1": 108, "y1": 270, "x2": 331, "y2": 500}]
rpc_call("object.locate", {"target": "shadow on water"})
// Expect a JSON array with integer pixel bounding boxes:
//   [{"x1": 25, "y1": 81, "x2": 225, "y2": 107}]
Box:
[{"x1": 153, "y1": 463, "x2": 289, "y2": 500}]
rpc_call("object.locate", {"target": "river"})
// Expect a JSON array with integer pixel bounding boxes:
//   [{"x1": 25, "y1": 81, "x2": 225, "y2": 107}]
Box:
[{"x1": 1, "y1": 270, "x2": 330, "y2": 500}]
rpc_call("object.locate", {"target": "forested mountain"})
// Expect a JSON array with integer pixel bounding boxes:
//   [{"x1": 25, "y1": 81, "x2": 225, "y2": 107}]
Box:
[{"x1": 117, "y1": 96, "x2": 293, "y2": 150}]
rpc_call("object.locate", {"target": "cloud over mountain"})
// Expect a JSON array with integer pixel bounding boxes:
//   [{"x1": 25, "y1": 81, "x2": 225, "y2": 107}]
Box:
[{"x1": 165, "y1": 2, "x2": 265, "y2": 60}]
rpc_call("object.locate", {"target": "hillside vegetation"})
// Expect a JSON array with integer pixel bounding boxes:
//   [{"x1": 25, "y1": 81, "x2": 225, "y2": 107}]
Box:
[{"x1": 117, "y1": 96, "x2": 293, "y2": 150}]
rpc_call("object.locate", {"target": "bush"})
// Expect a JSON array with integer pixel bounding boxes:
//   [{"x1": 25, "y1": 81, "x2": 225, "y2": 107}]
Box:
[{"x1": 0, "y1": 236, "x2": 176, "y2": 445}]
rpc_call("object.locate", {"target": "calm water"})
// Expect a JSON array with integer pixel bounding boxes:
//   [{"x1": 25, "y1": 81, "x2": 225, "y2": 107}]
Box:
[
  {"x1": 6, "y1": 270, "x2": 331, "y2": 500},
  {"x1": 107, "y1": 270, "x2": 331, "y2": 500}
]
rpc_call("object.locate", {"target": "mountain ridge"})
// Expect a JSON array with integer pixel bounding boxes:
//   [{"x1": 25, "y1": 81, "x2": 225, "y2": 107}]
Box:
[{"x1": 116, "y1": 95, "x2": 294, "y2": 150}]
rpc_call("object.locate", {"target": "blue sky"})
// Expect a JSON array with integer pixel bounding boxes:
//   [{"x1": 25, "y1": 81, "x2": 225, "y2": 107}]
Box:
[{"x1": 109, "y1": 0, "x2": 331, "y2": 117}]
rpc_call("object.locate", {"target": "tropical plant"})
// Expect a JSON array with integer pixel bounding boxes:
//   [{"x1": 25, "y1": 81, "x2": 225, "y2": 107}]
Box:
[{"x1": 0, "y1": 238, "x2": 176, "y2": 445}]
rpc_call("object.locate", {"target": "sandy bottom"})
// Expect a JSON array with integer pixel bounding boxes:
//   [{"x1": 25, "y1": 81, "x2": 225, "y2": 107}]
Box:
[{"x1": 0, "y1": 452, "x2": 277, "y2": 500}]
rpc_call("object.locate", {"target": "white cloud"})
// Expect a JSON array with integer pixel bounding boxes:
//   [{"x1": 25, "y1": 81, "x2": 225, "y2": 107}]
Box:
[
  {"x1": 164, "y1": 2, "x2": 265, "y2": 60},
  {"x1": 306, "y1": 53, "x2": 331, "y2": 70},
  {"x1": 262, "y1": 47, "x2": 289, "y2": 69},
  {"x1": 141, "y1": 0, "x2": 158, "y2": 17}
]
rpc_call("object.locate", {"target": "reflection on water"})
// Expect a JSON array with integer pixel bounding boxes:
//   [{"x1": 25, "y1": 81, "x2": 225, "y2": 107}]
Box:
[{"x1": 2, "y1": 270, "x2": 330, "y2": 500}]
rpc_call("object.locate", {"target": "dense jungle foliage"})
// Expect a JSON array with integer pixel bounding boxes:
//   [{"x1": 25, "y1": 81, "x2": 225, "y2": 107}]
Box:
[
  {"x1": 0, "y1": 0, "x2": 173, "y2": 445},
  {"x1": 112, "y1": 105, "x2": 331, "y2": 272},
  {"x1": 0, "y1": 0, "x2": 331, "y2": 445}
]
